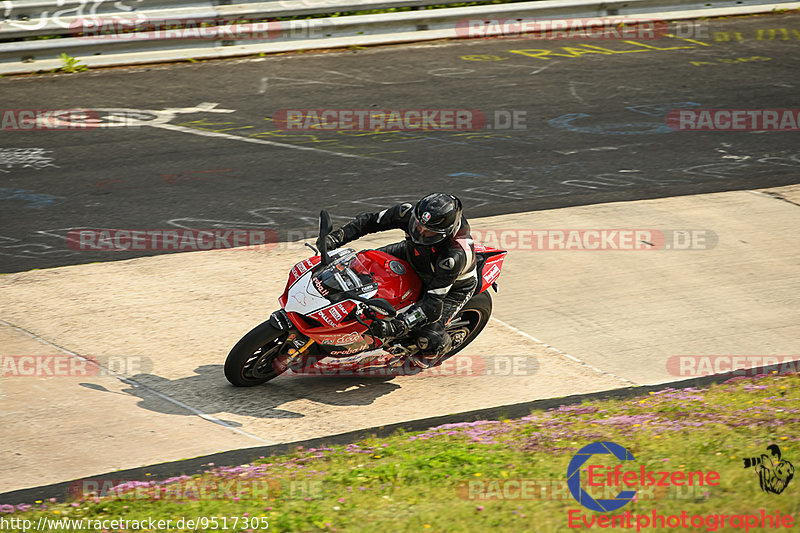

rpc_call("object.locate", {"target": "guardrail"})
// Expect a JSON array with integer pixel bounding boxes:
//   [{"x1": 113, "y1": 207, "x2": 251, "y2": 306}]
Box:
[{"x1": 1, "y1": 0, "x2": 798, "y2": 74}]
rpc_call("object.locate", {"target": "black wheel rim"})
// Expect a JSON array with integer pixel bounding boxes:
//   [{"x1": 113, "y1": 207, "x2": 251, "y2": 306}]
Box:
[
  {"x1": 446, "y1": 308, "x2": 483, "y2": 350},
  {"x1": 241, "y1": 333, "x2": 290, "y2": 381}
]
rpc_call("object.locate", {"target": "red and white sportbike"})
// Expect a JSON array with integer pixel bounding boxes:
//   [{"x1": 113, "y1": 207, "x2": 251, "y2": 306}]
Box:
[{"x1": 224, "y1": 211, "x2": 507, "y2": 386}]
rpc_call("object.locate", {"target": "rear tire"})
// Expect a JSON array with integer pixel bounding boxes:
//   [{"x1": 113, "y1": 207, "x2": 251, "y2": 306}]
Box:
[
  {"x1": 224, "y1": 321, "x2": 292, "y2": 387},
  {"x1": 442, "y1": 290, "x2": 493, "y2": 358}
]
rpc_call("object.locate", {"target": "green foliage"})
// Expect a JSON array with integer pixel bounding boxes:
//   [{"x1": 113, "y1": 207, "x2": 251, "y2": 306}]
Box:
[{"x1": 55, "y1": 53, "x2": 88, "y2": 73}]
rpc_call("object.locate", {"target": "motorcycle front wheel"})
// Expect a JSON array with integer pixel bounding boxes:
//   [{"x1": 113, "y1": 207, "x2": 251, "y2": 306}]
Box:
[{"x1": 224, "y1": 320, "x2": 293, "y2": 386}]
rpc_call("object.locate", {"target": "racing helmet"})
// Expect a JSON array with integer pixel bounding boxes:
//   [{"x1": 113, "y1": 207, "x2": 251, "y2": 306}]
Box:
[{"x1": 408, "y1": 193, "x2": 463, "y2": 246}]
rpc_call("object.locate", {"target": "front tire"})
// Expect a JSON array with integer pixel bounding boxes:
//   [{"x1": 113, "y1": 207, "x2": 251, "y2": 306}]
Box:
[{"x1": 224, "y1": 321, "x2": 292, "y2": 386}]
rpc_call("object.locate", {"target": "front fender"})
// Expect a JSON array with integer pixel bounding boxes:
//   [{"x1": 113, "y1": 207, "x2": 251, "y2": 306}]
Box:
[{"x1": 269, "y1": 309, "x2": 294, "y2": 330}]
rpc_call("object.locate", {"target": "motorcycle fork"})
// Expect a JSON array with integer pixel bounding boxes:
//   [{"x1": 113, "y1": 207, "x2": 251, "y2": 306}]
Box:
[{"x1": 282, "y1": 335, "x2": 316, "y2": 369}]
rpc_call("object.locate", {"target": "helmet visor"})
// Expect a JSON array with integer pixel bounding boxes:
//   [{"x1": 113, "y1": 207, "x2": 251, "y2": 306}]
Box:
[{"x1": 408, "y1": 212, "x2": 448, "y2": 245}]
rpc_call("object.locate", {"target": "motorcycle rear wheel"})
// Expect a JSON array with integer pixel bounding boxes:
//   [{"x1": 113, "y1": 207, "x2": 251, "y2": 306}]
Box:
[{"x1": 440, "y1": 290, "x2": 493, "y2": 358}]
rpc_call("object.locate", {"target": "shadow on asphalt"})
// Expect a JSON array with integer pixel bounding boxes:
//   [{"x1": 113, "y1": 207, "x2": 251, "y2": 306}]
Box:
[{"x1": 80, "y1": 364, "x2": 401, "y2": 422}]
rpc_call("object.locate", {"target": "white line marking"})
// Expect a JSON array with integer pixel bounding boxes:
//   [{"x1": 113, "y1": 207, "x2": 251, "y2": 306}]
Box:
[
  {"x1": 151, "y1": 122, "x2": 404, "y2": 164},
  {"x1": 569, "y1": 81, "x2": 587, "y2": 105},
  {"x1": 530, "y1": 62, "x2": 560, "y2": 75},
  {"x1": 259, "y1": 75, "x2": 361, "y2": 94},
  {"x1": 489, "y1": 317, "x2": 635, "y2": 385},
  {"x1": 554, "y1": 143, "x2": 645, "y2": 156},
  {"x1": 0, "y1": 319, "x2": 274, "y2": 444},
  {"x1": 52, "y1": 101, "x2": 401, "y2": 164},
  {"x1": 324, "y1": 70, "x2": 427, "y2": 86},
  {"x1": 749, "y1": 189, "x2": 800, "y2": 207},
  {"x1": 493, "y1": 61, "x2": 562, "y2": 75}
]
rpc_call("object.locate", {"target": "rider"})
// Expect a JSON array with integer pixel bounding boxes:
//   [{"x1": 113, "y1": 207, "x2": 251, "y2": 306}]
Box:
[{"x1": 324, "y1": 193, "x2": 477, "y2": 367}]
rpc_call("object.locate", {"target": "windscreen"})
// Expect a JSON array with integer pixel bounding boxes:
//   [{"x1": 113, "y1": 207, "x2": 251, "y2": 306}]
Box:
[{"x1": 311, "y1": 250, "x2": 375, "y2": 298}]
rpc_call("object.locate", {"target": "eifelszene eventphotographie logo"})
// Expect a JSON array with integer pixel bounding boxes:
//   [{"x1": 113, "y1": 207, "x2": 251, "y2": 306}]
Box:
[
  {"x1": 566, "y1": 441, "x2": 795, "y2": 531},
  {"x1": 567, "y1": 441, "x2": 722, "y2": 513}
]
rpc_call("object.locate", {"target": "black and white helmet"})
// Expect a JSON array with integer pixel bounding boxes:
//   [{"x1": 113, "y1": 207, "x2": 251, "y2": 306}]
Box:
[{"x1": 407, "y1": 193, "x2": 463, "y2": 245}]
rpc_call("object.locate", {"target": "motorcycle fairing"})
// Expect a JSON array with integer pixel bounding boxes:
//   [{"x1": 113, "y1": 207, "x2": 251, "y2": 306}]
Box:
[
  {"x1": 281, "y1": 250, "x2": 378, "y2": 317},
  {"x1": 356, "y1": 249, "x2": 422, "y2": 311},
  {"x1": 286, "y1": 256, "x2": 320, "y2": 291},
  {"x1": 474, "y1": 245, "x2": 507, "y2": 294},
  {"x1": 280, "y1": 248, "x2": 419, "y2": 354}
]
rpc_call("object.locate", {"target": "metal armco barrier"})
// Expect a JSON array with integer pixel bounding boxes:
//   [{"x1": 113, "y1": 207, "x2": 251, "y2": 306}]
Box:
[{"x1": 1, "y1": 0, "x2": 798, "y2": 74}]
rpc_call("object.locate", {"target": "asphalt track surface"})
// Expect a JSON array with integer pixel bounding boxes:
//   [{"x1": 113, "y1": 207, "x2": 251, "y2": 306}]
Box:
[{"x1": 1, "y1": 13, "x2": 799, "y2": 273}]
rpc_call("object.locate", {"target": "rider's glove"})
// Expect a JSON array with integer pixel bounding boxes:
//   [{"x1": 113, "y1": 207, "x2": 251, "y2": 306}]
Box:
[
  {"x1": 323, "y1": 229, "x2": 345, "y2": 251},
  {"x1": 370, "y1": 318, "x2": 408, "y2": 340}
]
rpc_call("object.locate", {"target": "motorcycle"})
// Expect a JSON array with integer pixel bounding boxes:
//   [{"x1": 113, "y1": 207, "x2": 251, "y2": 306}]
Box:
[{"x1": 224, "y1": 210, "x2": 507, "y2": 386}]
